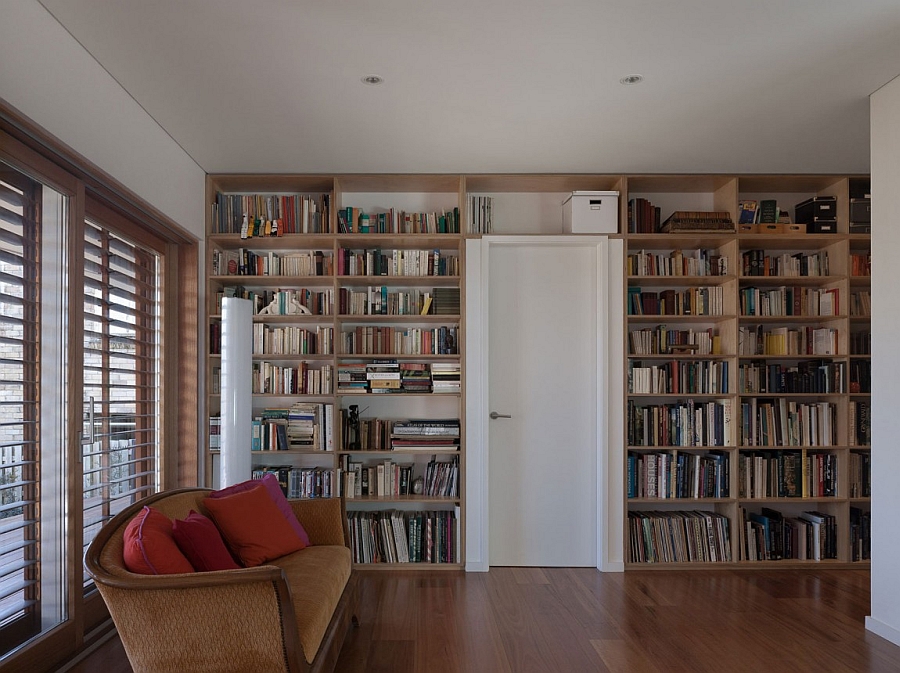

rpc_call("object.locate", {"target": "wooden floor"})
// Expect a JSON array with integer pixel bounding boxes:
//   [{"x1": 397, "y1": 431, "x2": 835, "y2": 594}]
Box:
[{"x1": 64, "y1": 568, "x2": 900, "y2": 673}]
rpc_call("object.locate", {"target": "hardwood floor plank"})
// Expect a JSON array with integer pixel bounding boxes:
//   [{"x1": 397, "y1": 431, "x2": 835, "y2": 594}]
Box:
[{"x1": 591, "y1": 638, "x2": 661, "y2": 673}]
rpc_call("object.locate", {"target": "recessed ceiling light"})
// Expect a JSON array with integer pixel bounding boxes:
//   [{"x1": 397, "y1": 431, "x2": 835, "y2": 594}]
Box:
[
  {"x1": 620, "y1": 74, "x2": 644, "y2": 85},
  {"x1": 361, "y1": 75, "x2": 384, "y2": 85}
]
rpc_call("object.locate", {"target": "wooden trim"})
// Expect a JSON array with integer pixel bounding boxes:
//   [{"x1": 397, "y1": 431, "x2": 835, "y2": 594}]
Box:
[
  {"x1": 0, "y1": 98, "x2": 197, "y2": 245},
  {"x1": 175, "y1": 241, "x2": 200, "y2": 487},
  {"x1": 0, "y1": 129, "x2": 80, "y2": 195}
]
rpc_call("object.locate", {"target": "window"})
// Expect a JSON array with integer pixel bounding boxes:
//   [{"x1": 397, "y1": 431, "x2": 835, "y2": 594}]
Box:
[
  {"x1": 0, "y1": 161, "x2": 68, "y2": 653},
  {"x1": 82, "y1": 220, "x2": 162, "y2": 585},
  {"x1": 0, "y1": 118, "x2": 198, "y2": 670}
]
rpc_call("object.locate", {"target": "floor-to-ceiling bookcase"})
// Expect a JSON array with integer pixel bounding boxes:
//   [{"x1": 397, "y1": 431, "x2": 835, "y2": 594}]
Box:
[{"x1": 204, "y1": 172, "x2": 871, "y2": 570}]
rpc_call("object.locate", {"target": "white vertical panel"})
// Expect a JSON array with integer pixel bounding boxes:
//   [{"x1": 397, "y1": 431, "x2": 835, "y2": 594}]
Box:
[
  {"x1": 867, "y1": 74, "x2": 900, "y2": 647},
  {"x1": 465, "y1": 238, "x2": 488, "y2": 571},
  {"x1": 220, "y1": 297, "x2": 252, "y2": 487}
]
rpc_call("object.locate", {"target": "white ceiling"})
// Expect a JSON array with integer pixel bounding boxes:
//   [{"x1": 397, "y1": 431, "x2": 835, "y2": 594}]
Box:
[{"x1": 39, "y1": 0, "x2": 900, "y2": 175}]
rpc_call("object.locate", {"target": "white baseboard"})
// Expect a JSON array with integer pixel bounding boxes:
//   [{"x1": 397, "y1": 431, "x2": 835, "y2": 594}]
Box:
[
  {"x1": 465, "y1": 560, "x2": 489, "y2": 572},
  {"x1": 866, "y1": 616, "x2": 900, "y2": 647}
]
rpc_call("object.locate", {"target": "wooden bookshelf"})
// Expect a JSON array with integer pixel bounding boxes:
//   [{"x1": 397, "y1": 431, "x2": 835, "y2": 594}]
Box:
[
  {"x1": 204, "y1": 171, "x2": 871, "y2": 572},
  {"x1": 624, "y1": 174, "x2": 871, "y2": 567},
  {"x1": 205, "y1": 174, "x2": 465, "y2": 569}
]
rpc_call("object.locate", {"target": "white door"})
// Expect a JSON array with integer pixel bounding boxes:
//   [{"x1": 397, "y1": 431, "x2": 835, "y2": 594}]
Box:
[{"x1": 488, "y1": 240, "x2": 601, "y2": 566}]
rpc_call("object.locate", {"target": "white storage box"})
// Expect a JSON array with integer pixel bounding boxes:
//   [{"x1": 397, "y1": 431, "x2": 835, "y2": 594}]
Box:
[{"x1": 562, "y1": 191, "x2": 619, "y2": 234}]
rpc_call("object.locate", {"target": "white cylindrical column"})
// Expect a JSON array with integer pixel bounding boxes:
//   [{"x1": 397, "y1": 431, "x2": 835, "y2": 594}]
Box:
[{"x1": 220, "y1": 296, "x2": 253, "y2": 487}]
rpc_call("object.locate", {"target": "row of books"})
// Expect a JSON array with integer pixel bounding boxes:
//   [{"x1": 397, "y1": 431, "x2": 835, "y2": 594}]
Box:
[
  {"x1": 627, "y1": 287, "x2": 724, "y2": 317},
  {"x1": 213, "y1": 192, "x2": 330, "y2": 236},
  {"x1": 850, "y1": 291, "x2": 871, "y2": 317},
  {"x1": 251, "y1": 466, "x2": 338, "y2": 499},
  {"x1": 212, "y1": 248, "x2": 333, "y2": 277},
  {"x1": 627, "y1": 510, "x2": 732, "y2": 563},
  {"x1": 739, "y1": 286, "x2": 840, "y2": 317},
  {"x1": 627, "y1": 248, "x2": 728, "y2": 277},
  {"x1": 626, "y1": 450, "x2": 729, "y2": 499},
  {"x1": 738, "y1": 199, "x2": 785, "y2": 225},
  {"x1": 741, "y1": 250, "x2": 829, "y2": 277},
  {"x1": 628, "y1": 326, "x2": 720, "y2": 356},
  {"x1": 849, "y1": 401, "x2": 871, "y2": 447},
  {"x1": 738, "y1": 399, "x2": 835, "y2": 447},
  {"x1": 468, "y1": 195, "x2": 493, "y2": 234},
  {"x1": 347, "y1": 510, "x2": 458, "y2": 564},
  {"x1": 250, "y1": 361, "x2": 333, "y2": 395},
  {"x1": 738, "y1": 451, "x2": 837, "y2": 499},
  {"x1": 627, "y1": 399, "x2": 732, "y2": 447},
  {"x1": 850, "y1": 252, "x2": 871, "y2": 277},
  {"x1": 737, "y1": 360, "x2": 845, "y2": 394},
  {"x1": 627, "y1": 198, "x2": 662, "y2": 234},
  {"x1": 850, "y1": 506, "x2": 871, "y2": 561},
  {"x1": 738, "y1": 325, "x2": 838, "y2": 356},
  {"x1": 628, "y1": 360, "x2": 729, "y2": 395},
  {"x1": 341, "y1": 456, "x2": 459, "y2": 498},
  {"x1": 252, "y1": 403, "x2": 334, "y2": 452},
  {"x1": 849, "y1": 451, "x2": 871, "y2": 498},
  {"x1": 338, "y1": 207, "x2": 460, "y2": 235},
  {"x1": 336, "y1": 248, "x2": 459, "y2": 277},
  {"x1": 739, "y1": 507, "x2": 837, "y2": 561},
  {"x1": 850, "y1": 330, "x2": 870, "y2": 355},
  {"x1": 339, "y1": 326, "x2": 458, "y2": 355},
  {"x1": 850, "y1": 360, "x2": 871, "y2": 393},
  {"x1": 337, "y1": 287, "x2": 454, "y2": 316},
  {"x1": 252, "y1": 324, "x2": 332, "y2": 356}
]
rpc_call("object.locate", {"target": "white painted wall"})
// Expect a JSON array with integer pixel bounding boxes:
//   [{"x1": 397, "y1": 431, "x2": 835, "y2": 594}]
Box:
[
  {"x1": 867, "y1": 73, "x2": 900, "y2": 647},
  {"x1": 0, "y1": 0, "x2": 205, "y2": 236}
]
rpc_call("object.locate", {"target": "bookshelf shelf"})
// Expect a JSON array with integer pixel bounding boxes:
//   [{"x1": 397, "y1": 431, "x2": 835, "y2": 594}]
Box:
[{"x1": 627, "y1": 275, "x2": 737, "y2": 287}]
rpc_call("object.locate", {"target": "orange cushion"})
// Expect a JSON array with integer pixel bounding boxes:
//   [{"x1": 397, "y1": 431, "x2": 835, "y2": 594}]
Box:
[
  {"x1": 203, "y1": 483, "x2": 306, "y2": 567},
  {"x1": 122, "y1": 506, "x2": 194, "y2": 575}
]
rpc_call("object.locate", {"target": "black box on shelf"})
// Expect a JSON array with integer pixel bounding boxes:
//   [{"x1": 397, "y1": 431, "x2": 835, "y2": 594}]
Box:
[
  {"x1": 850, "y1": 223, "x2": 871, "y2": 234},
  {"x1": 808, "y1": 220, "x2": 838, "y2": 234},
  {"x1": 794, "y1": 196, "x2": 837, "y2": 224},
  {"x1": 850, "y1": 198, "x2": 871, "y2": 224}
]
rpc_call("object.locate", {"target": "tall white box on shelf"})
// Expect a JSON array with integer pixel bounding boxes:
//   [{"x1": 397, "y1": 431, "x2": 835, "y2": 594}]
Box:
[{"x1": 562, "y1": 191, "x2": 619, "y2": 234}]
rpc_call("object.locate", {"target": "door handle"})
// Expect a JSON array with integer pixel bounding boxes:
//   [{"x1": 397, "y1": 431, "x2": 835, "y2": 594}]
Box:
[{"x1": 490, "y1": 411, "x2": 512, "y2": 419}]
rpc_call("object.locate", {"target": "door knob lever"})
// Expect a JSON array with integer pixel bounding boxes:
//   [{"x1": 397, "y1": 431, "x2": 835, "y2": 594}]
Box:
[{"x1": 490, "y1": 411, "x2": 512, "y2": 419}]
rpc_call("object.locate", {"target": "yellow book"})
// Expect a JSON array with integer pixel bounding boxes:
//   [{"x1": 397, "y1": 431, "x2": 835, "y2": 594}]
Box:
[{"x1": 420, "y1": 295, "x2": 433, "y2": 315}]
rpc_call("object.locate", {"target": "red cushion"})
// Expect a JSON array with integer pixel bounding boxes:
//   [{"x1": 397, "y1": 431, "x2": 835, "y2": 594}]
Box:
[
  {"x1": 122, "y1": 506, "x2": 194, "y2": 575},
  {"x1": 203, "y1": 483, "x2": 306, "y2": 567},
  {"x1": 209, "y1": 473, "x2": 311, "y2": 547},
  {"x1": 172, "y1": 510, "x2": 241, "y2": 572}
]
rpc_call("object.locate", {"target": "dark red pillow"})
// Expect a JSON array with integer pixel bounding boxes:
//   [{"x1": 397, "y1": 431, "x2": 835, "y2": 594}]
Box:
[
  {"x1": 203, "y1": 483, "x2": 306, "y2": 567},
  {"x1": 209, "y1": 473, "x2": 311, "y2": 547},
  {"x1": 122, "y1": 506, "x2": 194, "y2": 575},
  {"x1": 172, "y1": 510, "x2": 241, "y2": 572}
]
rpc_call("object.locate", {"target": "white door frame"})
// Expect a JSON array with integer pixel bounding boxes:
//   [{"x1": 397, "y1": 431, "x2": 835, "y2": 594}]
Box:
[{"x1": 465, "y1": 236, "x2": 624, "y2": 572}]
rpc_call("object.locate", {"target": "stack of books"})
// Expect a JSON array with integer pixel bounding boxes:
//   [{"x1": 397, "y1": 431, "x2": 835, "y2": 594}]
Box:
[
  {"x1": 400, "y1": 363, "x2": 432, "y2": 393},
  {"x1": 660, "y1": 211, "x2": 734, "y2": 233},
  {"x1": 430, "y1": 362, "x2": 461, "y2": 394},
  {"x1": 390, "y1": 419, "x2": 460, "y2": 451},
  {"x1": 286, "y1": 402, "x2": 333, "y2": 451},
  {"x1": 367, "y1": 359, "x2": 401, "y2": 393},
  {"x1": 337, "y1": 363, "x2": 368, "y2": 393}
]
